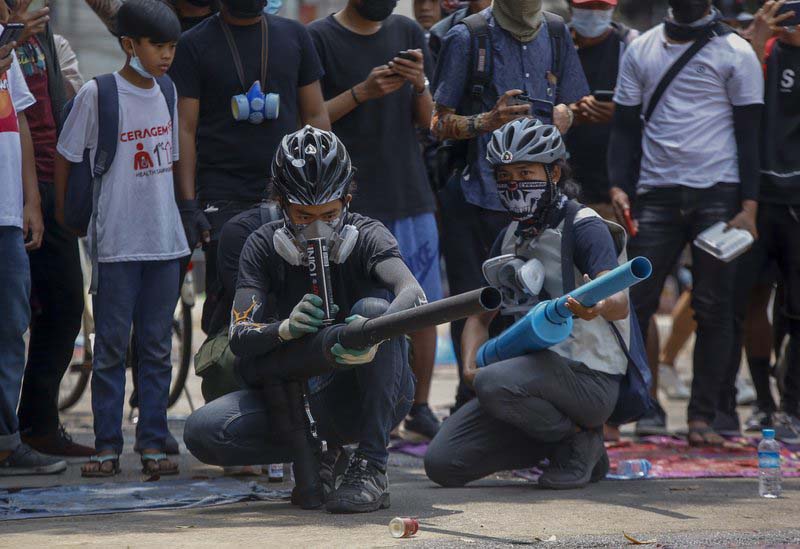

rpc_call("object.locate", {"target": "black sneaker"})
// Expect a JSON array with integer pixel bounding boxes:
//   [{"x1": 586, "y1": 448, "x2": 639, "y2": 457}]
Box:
[
  {"x1": 0, "y1": 443, "x2": 67, "y2": 476},
  {"x1": 773, "y1": 412, "x2": 800, "y2": 445},
  {"x1": 635, "y1": 401, "x2": 668, "y2": 437},
  {"x1": 320, "y1": 446, "x2": 352, "y2": 501},
  {"x1": 401, "y1": 403, "x2": 441, "y2": 442},
  {"x1": 325, "y1": 453, "x2": 390, "y2": 514},
  {"x1": 538, "y1": 429, "x2": 605, "y2": 490},
  {"x1": 744, "y1": 407, "x2": 774, "y2": 433}
]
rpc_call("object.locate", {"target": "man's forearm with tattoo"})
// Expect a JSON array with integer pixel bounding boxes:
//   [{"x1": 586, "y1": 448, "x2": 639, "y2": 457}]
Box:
[
  {"x1": 431, "y1": 104, "x2": 487, "y2": 141},
  {"x1": 430, "y1": 90, "x2": 534, "y2": 141},
  {"x1": 229, "y1": 288, "x2": 284, "y2": 357}
]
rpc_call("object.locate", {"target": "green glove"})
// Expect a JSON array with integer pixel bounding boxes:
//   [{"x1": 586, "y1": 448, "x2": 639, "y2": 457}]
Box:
[
  {"x1": 279, "y1": 294, "x2": 339, "y2": 341},
  {"x1": 330, "y1": 315, "x2": 382, "y2": 365}
]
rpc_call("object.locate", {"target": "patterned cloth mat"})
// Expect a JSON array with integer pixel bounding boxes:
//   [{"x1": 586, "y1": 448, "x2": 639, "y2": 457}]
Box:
[
  {"x1": 391, "y1": 436, "x2": 800, "y2": 480},
  {"x1": 606, "y1": 436, "x2": 800, "y2": 479},
  {"x1": 0, "y1": 478, "x2": 290, "y2": 521}
]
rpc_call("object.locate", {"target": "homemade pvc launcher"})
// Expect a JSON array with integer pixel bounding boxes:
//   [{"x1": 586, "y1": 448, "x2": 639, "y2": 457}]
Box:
[
  {"x1": 476, "y1": 257, "x2": 653, "y2": 368},
  {"x1": 338, "y1": 287, "x2": 502, "y2": 350}
]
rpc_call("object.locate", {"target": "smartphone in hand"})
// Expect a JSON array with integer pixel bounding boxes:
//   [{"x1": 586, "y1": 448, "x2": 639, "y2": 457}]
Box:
[
  {"x1": 0, "y1": 23, "x2": 25, "y2": 54},
  {"x1": 594, "y1": 90, "x2": 615, "y2": 103},
  {"x1": 777, "y1": 1, "x2": 800, "y2": 27}
]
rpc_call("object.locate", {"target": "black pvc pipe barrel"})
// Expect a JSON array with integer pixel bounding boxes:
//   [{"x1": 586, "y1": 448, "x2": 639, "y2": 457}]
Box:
[{"x1": 338, "y1": 287, "x2": 502, "y2": 349}]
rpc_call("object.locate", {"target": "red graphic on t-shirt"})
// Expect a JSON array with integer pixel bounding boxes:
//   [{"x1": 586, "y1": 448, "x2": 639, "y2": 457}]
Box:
[
  {"x1": 134, "y1": 142, "x2": 154, "y2": 170},
  {"x1": 0, "y1": 74, "x2": 20, "y2": 134}
]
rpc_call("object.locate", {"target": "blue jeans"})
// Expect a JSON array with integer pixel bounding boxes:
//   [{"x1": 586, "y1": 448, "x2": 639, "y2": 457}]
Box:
[
  {"x1": 91, "y1": 260, "x2": 179, "y2": 454},
  {"x1": 184, "y1": 298, "x2": 415, "y2": 469},
  {"x1": 0, "y1": 227, "x2": 31, "y2": 452},
  {"x1": 628, "y1": 184, "x2": 740, "y2": 423}
]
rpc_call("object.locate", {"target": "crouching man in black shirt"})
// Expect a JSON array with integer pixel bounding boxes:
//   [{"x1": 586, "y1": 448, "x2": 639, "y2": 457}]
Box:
[{"x1": 183, "y1": 127, "x2": 421, "y2": 514}]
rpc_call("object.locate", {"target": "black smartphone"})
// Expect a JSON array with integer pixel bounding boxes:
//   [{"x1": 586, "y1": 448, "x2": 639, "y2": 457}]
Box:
[
  {"x1": 594, "y1": 90, "x2": 615, "y2": 102},
  {"x1": 0, "y1": 23, "x2": 25, "y2": 52},
  {"x1": 396, "y1": 50, "x2": 417, "y2": 62},
  {"x1": 777, "y1": 1, "x2": 800, "y2": 26},
  {"x1": 510, "y1": 94, "x2": 554, "y2": 120}
]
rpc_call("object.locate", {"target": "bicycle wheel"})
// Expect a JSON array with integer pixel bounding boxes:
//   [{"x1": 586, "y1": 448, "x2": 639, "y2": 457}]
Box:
[
  {"x1": 59, "y1": 328, "x2": 92, "y2": 411},
  {"x1": 167, "y1": 300, "x2": 193, "y2": 408}
]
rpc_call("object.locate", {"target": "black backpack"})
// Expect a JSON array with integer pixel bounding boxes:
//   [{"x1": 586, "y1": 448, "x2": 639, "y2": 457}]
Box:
[{"x1": 434, "y1": 12, "x2": 568, "y2": 190}]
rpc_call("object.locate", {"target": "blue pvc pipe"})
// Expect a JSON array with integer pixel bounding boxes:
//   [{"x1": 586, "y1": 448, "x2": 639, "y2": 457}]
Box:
[
  {"x1": 476, "y1": 257, "x2": 652, "y2": 368},
  {"x1": 550, "y1": 257, "x2": 653, "y2": 320}
]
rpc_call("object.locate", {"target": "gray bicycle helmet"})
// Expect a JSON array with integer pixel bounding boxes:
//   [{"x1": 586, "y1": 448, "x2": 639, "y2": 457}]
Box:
[
  {"x1": 486, "y1": 118, "x2": 566, "y2": 167},
  {"x1": 271, "y1": 125, "x2": 355, "y2": 206}
]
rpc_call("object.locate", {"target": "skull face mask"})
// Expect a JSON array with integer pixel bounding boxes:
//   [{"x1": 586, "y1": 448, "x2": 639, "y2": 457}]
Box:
[{"x1": 497, "y1": 179, "x2": 551, "y2": 222}]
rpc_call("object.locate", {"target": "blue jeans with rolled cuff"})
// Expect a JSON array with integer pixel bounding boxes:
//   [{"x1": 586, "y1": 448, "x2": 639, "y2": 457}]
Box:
[
  {"x1": 91, "y1": 260, "x2": 179, "y2": 455},
  {"x1": 184, "y1": 298, "x2": 415, "y2": 469},
  {"x1": 0, "y1": 227, "x2": 31, "y2": 452}
]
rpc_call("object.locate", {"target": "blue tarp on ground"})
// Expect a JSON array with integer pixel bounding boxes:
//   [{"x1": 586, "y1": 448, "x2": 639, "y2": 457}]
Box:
[{"x1": 0, "y1": 478, "x2": 291, "y2": 521}]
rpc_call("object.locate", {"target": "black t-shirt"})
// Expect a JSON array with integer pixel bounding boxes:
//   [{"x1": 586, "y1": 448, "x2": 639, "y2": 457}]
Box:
[
  {"x1": 565, "y1": 29, "x2": 623, "y2": 205},
  {"x1": 237, "y1": 213, "x2": 402, "y2": 322},
  {"x1": 206, "y1": 206, "x2": 270, "y2": 335},
  {"x1": 761, "y1": 41, "x2": 800, "y2": 204},
  {"x1": 308, "y1": 14, "x2": 436, "y2": 221},
  {"x1": 170, "y1": 14, "x2": 324, "y2": 202}
]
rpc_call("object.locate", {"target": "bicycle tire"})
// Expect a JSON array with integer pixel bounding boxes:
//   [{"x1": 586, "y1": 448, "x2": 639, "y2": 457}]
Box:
[
  {"x1": 58, "y1": 364, "x2": 91, "y2": 411},
  {"x1": 59, "y1": 317, "x2": 94, "y2": 412},
  {"x1": 167, "y1": 300, "x2": 193, "y2": 408}
]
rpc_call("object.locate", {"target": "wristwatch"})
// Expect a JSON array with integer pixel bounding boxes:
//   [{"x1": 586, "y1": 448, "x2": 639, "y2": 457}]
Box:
[{"x1": 414, "y1": 77, "x2": 429, "y2": 96}]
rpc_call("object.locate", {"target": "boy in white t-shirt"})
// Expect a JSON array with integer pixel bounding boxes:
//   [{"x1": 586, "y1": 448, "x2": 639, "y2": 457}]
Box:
[
  {"x1": 0, "y1": 17, "x2": 65, "y2": 476},
  {"x1": 54, "y1": 0, "x2": 189, "y2": 477}
]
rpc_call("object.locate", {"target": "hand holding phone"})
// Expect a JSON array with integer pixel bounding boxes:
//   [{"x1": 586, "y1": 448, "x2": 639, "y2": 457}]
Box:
[
  {"x1": 776, "y1": 1, "x2": 800, "y2": 27},
  {"x1": 0, "y1": 23, "x2": 25, "y2": 52},
  {"x1": 593, "y1": 90, "x2": 615, "y2": 103}
]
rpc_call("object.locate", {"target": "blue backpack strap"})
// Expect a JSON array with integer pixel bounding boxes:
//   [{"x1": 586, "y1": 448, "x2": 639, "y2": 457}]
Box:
[
  {"x1": 92, "y1": 74, "x2": 119, "y2": 178},
  {"x1": 543, "y1": 12, "x2": 566, "y2": 91},
  {"x1": 88, "y1": 74, "x2": 119, "y2": 294},
  {"x1": 155, "y1": 75, "x2": 177, "y2": 127}
]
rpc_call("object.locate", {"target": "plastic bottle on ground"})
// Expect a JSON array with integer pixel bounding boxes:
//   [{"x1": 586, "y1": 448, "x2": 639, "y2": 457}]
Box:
[
  {"x1": 758, "y1": 428, "x2": 781, "y2": 498},
  {"x1": 267, "y1": 463, "x2": 284, "y2": 483},
  {"x1": 616, "y1": 459, "x2": 652, "y2": 479}
]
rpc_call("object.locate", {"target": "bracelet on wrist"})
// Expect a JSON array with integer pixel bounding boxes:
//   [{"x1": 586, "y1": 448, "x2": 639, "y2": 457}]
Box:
[{"x1": 350, "y1": 87, "x2": 361, "y2": 105}]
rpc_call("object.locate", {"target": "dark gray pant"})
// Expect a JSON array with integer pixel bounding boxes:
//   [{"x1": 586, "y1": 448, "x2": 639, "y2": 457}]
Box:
[{"x1": 425, "y1": 351, "x2": 620, "y2": 487}]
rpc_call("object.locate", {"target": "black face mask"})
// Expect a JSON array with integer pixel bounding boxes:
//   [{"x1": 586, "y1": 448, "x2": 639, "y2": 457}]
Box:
[
  {"x1": 669, "y1": 0, "x2": 711, "y2": 24},
  {"x1": 354, "y1": 0, "x2": 397, "y2": 22},
  {"x1": 222, "y1": 0, "x2": 265, "y2": 18}
]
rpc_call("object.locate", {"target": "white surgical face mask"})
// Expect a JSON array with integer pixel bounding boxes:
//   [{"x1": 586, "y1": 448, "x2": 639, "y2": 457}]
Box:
[
  {"x1": 570, "y1": 8, "x2": 614, "y2": 39},
  {"x1": 128, "y1": 42, "x2": 155, "y2": 79}
]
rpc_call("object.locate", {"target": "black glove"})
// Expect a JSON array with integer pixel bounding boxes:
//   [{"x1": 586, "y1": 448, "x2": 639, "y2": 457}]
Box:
[{"x1": 177, "y1": 199, "x2": 211, "y2": 249}]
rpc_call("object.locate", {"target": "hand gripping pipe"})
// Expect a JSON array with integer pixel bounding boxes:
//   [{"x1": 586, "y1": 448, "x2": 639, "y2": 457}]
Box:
[
  {"x1": 476, "y1": 257, "x2": 653, "y2": 368},
  {"x1": 337, "y1": 287, "x2": 502, "y2": 350}
]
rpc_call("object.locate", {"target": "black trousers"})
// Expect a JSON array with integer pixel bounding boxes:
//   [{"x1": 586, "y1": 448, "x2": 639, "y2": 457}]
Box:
[
  {"x1": 18, "y1": 183, "x2": 84, "y2": 437},
  {"x1": 719, "y1": 203, "x2": 800, "y2": 417},
  {"x1": 438, "y1": 175, "x2": 510, "y2": 409},
  {"x1": 628, "y1": 184, "x2": 740, "y2": 424},
  {"x1": 424, "y1": 351, "x2": 620, "y2": 487}
]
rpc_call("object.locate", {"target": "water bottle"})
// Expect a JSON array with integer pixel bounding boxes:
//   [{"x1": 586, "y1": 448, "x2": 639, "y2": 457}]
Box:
[
  {"x1": 758, "y1": 428, "x2": 781, "y2": 498},
  {"x1": 267, "y1": 463, "x2": 284, "y2": 483},
  {"x1": 616, "y1": 459, "x2": 652, "y2": 479}
]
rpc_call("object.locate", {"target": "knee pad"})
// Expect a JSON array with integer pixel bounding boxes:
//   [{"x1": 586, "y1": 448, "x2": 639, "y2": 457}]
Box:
[{"x1": 350, "y1": 297, "x2": 390, "y2": 319}]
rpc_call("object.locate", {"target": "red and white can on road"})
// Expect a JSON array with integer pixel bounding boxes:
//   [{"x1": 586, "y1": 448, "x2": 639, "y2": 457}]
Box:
[{"x1": 389, "y1": 517, "x2": 419, "y2": 538}]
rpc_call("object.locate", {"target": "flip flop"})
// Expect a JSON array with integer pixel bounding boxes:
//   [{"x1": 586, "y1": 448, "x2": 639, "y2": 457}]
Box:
[
  {"x1": 687, "y1": 426, "x2": 725, "y2": 447},
  {"x1": 82, "y1": 454, "x2": 121, "y2": 477},
  {"x1": 141, "y1": 452, "x2": 179, "y2": 476}
]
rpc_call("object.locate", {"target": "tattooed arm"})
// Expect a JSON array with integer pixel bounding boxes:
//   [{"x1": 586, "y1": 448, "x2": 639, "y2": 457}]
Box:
[
  {"x1": 83, "y1": 0, "x2": 122, "y2": 34},
  {"x1": 228, "y1": 288, "x2": 284, "y2": 358},
  {"x1": 430, "y1": 90, "x2": 532, "y2": 141}
]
